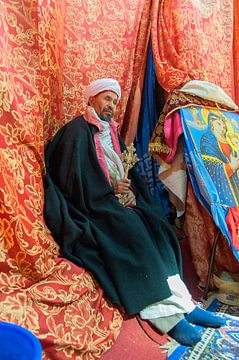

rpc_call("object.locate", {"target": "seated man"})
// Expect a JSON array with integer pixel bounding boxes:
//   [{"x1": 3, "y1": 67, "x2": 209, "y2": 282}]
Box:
[{"x1": 44, "y1": 78, "x2": 225, "y2": 347}]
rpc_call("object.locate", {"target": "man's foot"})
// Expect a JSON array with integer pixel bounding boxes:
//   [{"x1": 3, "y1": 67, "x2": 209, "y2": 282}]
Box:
[
  {"x1": 185, "y1": 306, "x2": 226, "y2": 328},
  {"x1": 168, "y1": 319, "x2": 202, "y2": 346}
]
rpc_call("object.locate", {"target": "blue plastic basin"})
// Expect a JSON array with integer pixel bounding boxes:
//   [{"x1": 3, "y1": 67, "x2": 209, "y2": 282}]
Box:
[{"x1": 0, "y1": 322, "x2": 42, "y2": 360}]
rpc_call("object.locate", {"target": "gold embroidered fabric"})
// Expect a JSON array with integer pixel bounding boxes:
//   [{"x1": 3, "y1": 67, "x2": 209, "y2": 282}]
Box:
[
  {"x1": 151, "y1": 0, "x2": 235, "y2": 100},
  {"x1": 234, "y1": 0, "x2": 239, "y2": 104},
  {"x1": 0, "y1": 0, "x2": 152, "y2": 357}
]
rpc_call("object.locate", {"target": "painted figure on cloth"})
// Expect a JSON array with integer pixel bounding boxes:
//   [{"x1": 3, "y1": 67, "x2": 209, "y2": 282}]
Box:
[
  {"x1": 200, "y1": 113, "x2": 239, "y2": 206},
  {"x1": 44, "y1": 79, "x2": 226, "y2": 348},
  {"x1": 227, "y1": 132, "x2": 239, "y2": 180},
  {"x1": 227, "y1": 131, "x2": 239, "y2": 160}
]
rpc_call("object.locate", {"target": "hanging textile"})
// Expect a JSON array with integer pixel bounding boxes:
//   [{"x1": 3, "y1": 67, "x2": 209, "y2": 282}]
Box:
[
  {"x1": 25, "y1": 0, "x2": 150, "y2": 143},
  {"x1": 150, "y1": 0, "x2": 238, "y2": 286},
  {"x1": 149, "y1": 84, "x2": 239, "y2": 286},
  {"x1": 181, "y1": 107, "x2": 239, "y2": 261},
  {"x1": 151, "y1": 0, "x2": 235, "y2": 98},
  {"x1": 148, "y1": 84, "x2": 237, "y2": 213},
  {"x1": 0, "y1": 0, "x2": 150, "y2": 358},
  {"x1": 234, "y1": 0, "x2": 239, "y2": 105},
  {"x1": 135, "y1": 39, "x2": 170, "y2": 213},
  {"x1": 120, "y1": 0, "x2": 151, "y2": 144}
]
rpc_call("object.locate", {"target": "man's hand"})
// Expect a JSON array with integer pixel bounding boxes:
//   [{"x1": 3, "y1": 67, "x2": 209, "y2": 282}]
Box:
[
  {"x1": 113, "y1": 179, "x2": 131, "y2": 194},
  {"x1": 113, "y1": 179, "x2": 136, "y2": 207},
  {"x1": 124, "y1": 189, "x2": 136, "y2": 207}
]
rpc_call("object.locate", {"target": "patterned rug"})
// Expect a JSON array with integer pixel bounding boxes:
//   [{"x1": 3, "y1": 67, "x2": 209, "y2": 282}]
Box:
[{"x1": 167, "y1": 296, "x2": 239, "y2": 360}]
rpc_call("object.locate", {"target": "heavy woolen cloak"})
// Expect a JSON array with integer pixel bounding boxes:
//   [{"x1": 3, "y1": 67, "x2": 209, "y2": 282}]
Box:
[{"x1": 44, "y1": 116, "x2": 183, "y2": 315}]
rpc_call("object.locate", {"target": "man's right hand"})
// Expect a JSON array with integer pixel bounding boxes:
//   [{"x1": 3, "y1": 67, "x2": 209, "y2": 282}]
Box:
[{"x1": 113, "y1": 179, "x2": 131, "y2": 195}]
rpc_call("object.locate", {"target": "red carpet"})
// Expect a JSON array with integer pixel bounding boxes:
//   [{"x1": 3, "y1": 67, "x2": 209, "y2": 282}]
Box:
[{"x1": 102, "y1": 316, "x2": 168, "y2": 360}]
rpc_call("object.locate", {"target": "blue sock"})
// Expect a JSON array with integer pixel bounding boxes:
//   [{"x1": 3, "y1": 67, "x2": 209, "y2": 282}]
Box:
[
  {"x1": 168, "y1": 319, "x2": 201, "y2": 346},
  {"x1": 186, "y1": 306, "x2": 226, "y2": 328}
]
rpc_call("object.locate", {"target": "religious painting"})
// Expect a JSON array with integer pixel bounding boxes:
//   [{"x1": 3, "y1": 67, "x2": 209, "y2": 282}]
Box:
[
  {"x1": 181, "y1": 107, "x2": 239, "y2": 207},
  {"x1": 181, "y1": 106, "x2": 239, "y2": 259}
]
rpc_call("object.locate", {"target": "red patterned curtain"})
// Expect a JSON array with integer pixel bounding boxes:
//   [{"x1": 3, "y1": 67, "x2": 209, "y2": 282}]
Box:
[
  {"x1": 0, "y1": 1, "x2": 148, "y2": 358},
  {"x1": 120, "y1": 0, "x2": 151, "y2": 144},
  {"x1": 234, "y1": 0, "x2": 239, "y2": 105},
  {"x1": 151, "y1": 0, "x2": 239, "y2": 286},
  {"x1": 40, "y1": 0, "x2": 150, "y2": 143},
  {"x1": 151, "y1": 0, "x2": 235, "y2": 98}
]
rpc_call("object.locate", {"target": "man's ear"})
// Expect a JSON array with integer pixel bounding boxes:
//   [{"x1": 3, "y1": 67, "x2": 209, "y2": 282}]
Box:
[{"x1": 88, "y1": 96, "x2": 94, "y2": 107}]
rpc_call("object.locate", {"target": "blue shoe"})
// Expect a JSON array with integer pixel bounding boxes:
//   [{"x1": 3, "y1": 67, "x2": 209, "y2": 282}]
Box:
[
  {"x1": 186, "y1": 306, "x2": 226, "y2": 328},
  {"x1": 168, "y1": 319, "x2": 201, "y2": 346}
]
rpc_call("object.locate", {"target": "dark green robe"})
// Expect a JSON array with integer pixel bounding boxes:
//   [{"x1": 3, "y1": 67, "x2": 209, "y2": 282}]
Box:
[{"x1": 44, "y1": 116, "x2": 183, "y2": 315}]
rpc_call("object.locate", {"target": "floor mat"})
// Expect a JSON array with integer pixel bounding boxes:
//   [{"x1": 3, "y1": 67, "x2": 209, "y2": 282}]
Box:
[{"x1": 167, "y1": 296, "x2": 239, "y2": 360}]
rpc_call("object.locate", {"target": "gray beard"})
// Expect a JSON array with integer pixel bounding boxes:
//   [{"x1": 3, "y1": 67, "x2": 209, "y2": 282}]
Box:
[{"x1": 99, "y1": 114, "x2": 112, "y2": 123}]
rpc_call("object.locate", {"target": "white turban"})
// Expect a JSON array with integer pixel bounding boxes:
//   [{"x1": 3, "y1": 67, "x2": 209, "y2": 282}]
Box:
[{"x1": 84, "y1": 78, "x2": 121, "y2": 104}]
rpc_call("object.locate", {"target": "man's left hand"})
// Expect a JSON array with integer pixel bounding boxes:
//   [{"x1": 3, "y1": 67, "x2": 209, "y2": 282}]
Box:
[{"x1": 124, "y1": 190, "x2": 136, "y2": 207}]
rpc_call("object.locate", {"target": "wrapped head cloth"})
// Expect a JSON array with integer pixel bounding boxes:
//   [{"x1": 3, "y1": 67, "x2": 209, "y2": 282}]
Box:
[{"x1": 84, "y1": 78, "x2": 121, "y2": 104}]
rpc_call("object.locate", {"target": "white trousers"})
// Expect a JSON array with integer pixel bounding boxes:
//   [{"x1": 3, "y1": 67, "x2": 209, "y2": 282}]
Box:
[{"x1": 139, "y1": 274, "x2": 196, "y2": 333}]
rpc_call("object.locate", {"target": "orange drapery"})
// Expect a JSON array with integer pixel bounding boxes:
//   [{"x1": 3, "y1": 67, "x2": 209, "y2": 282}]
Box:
[
  {"x1": 151, "y1": 0, "x2": 235, "y2": 98},
  {"x1": 0, "y1": 1, "x2": 149, "y2": 358},
  {"x1": 120, "y1": 0, "x2": 151, "y2": 144},
  {"x1": 150, "y1": 0, "x2": 239, "y2": 287},
  {"x1": 234, "y1": 0, "x2": 239, "y2": 104},
  {"x1": 40, "y1": 0, "x2": 150, "y2": 143}
]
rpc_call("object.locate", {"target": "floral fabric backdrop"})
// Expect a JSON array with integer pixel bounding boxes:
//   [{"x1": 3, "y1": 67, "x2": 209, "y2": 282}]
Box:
[
  {"x1": 234, "y1": 0, "x2": 239, "y2": 104},
  {"x1": 0, "y1": 0, "x2": 149, "y2": 358},
  {"x1": 151, "y1": 0, "x2": 235, "y2": 97}
]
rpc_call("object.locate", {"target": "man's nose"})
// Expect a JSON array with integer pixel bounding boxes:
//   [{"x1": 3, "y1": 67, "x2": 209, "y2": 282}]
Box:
[{"x1": 107, "y1": 103, "x2": 114, "y2": 110}]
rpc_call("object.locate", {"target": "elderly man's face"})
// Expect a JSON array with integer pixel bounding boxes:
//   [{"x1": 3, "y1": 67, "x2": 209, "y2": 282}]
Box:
[{"x1": 89, "y1": 91, "x2": 118, "y2": 122}]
